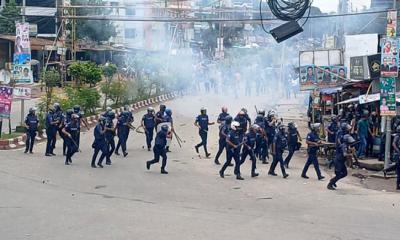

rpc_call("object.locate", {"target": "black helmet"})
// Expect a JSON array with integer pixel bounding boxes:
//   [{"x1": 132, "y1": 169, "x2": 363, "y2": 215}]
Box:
[
  {"x1": 160, "y1": 105, "x2": 166, "y2": 111},
  {"x1": 331, "y1": 115, "x2": 337, "y2": 122},
  {"x1": 66, "y1": 109, "x2": 74, "y2": 116},
  {"x1": 108, "y1": 111, "x2": 116, "y2": 120},
  {"x1": 29, "y1": 107, "x2": 36, "y2": 114},
  {"x1": 278, "y1": 124, "x2": 285, "y2": 132},
  {"x1": 99, "y1": 116, "x2": 107, "y2": 125},
  {"x1": 258, "y1": 110, "x2": 265, "y2": 116},
  {"x1": 161, "y1": 125, "x2": 169, "y2": 132},
  {"x1": 73, "y1": 105, "x2": 80, "y2": 113},
  {"x1": 288, "y1": 122, "x2": 296, "y2": 129},
  {"x1": 225, "y1": 115, "x2": 233, "y2": 125},
  {"x1": 343, "y1": 134, "x2": 356, "y2": 144}
]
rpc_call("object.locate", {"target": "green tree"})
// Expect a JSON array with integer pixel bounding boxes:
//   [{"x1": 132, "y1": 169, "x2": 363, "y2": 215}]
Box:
[
  {"x1": 0, "y1": 0, "x2": 21, "y2": 35},
  {"x1": 40, "y1": 69, "x2": 61, "y2": 111},
  {"x1": 72, "y1": 0, "x2": 117, "y2": 43},
  {"x1": 101, "y1": 63, "x2": 118, "y2": 109},
  {"x1": 69, "y1": 61, "x2": 102, "y2": 87}
]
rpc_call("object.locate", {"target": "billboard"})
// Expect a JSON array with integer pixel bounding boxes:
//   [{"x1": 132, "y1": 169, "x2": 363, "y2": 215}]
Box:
[
  {"x1": 299, "y1": 65, "x2": 347, "y2": 91},
  {"x1": 380, "y1": 77, "x2": 396, "y2": 116},
  {"x1": 380, "y1": 38, "x2": 399, "y2": 77},
  {"x1": 14, "y1": 22, "x2": 33, "y2": 85},
  {"x1": 0, "y1": 86, "x2": 13, "y2": 118},
  {"x1": 13, "y1": 86, "x2": 31, "y2": 100},
  {"x1": 13, "y1": 64, "x2": 33, "y2": 84}
]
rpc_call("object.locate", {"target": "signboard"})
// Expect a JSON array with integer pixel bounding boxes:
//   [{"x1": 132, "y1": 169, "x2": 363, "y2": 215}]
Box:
[
  {"x1": 350, "y1": 56, "x2": 365, "y2": 80},
  {"x1": 367, "y1": 54, "x2": 381, "y2": 79},
  {"x1": 300, "y1": 65, "x2": 347, "y2": 91},
  {"x1": 13, "y1": 86, "x2": 31, "y2": 100},
  {"x1": 15, "y1": 23, "x2": 30, "y2": 54},
  {"x1": 299, "y1": 65, "x2": 317, "y2": 91},
  {"x1": 359, "y1": 93, "x2": 380, "y2": 104},
  {"x1": 13, "y1": 64, "x2": 33, "y2": 84},
  {"x1": 0, "y1": 86, "x2": 13, "y2": 118},
  {"x1": 387, "y1": 10, "x2": 397, "y2": 37},
  {"x1": 380, "y1": 38, "x2": 399, "y2": 77},
  {"x1": 29, "y1": 24, "x2": 37, "y2": 37},
  {"x1": 380, "y1": 77, "x2": 396, "y2": 116}
]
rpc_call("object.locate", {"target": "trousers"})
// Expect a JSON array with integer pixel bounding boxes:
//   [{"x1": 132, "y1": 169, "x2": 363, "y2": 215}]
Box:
[
  {"x1": 196, "y1": 130, "x2": 208, "y2": 154},
  {"x1": 241, "y1": 147, "x2": 256, "y2": 173},
  {"x1": 45, "y1": 129, "x2": 56, "y2": 154},
  {"x1": 215, "y1": 138, "x2": 226, "y2": 162},
  {"x1": 269, "y1": 152, "x2": 287, "y2": 176},
  {"x1": 301, "y1": 153, "x2": 322, "y2": 178},
  {"x1": 284, "y1": 144, "x2": 296, "y2": 166},
  {"x1": 148, "y1": 145, "x2": 167, "y2": 169},
  {"x1": 220, "y1": 148, "x2": 241, "y2": 175},
  {"x1": 145, "y1": 127, "x2": 154, "y2": 149},
  {"x1": 25, "y1": 130, "x2": 36, "y2": 152},
  {"x1": 329, "y1": 156, "x2": 347, "y2": 185}
]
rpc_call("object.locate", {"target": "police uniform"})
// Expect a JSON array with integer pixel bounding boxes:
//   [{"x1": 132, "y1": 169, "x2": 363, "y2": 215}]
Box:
[
  {"x1": 301, "y1": 131, "x2": 324, "y2": 179},
  {"x1": 240, "y1": 130, "x2": 258, "y2": 177},
  {"x1": 155, "y1": 110, "x2": 165, "y2": 129},
  {"x1": 195, "y1": 113, "x2": 210, "y2": 155},
  {"x1": 219, "y1": 129, "x2": 242, "y2": 179},
  {"x1": 214, "y1": 122, "x2": 230, "y2": 165},
  {"x1": 115, "y1": 111, "x2": 131, "y2": 156},
  {"x1": 63, "y1": 111, "x2": 73, "y2": 156},
  {"x1": 45, "y1": 111, "x2": 57, "y2": 156},
  {"x1": 328, "y1": 141, "x2": 348, "y2": 188},
  {"x1": 234, "y1": 115, "x2": 248, "y2": 142},
  {"x1": 52, "y1": 108, "x2": 65, "y2": 152},
  {"x1": 159, "y1": 112, "x2": 173, "y2": 150},
  {"x1": 268, "y1": 130, "x2": 288, "y2": 177},
  {"x1": 91, "y1": 122, "x2": 108, "y2": 168},
  {"x1": 146, "y1": 128, "x2": 169, "y2": 173},
  {"x1": 284, "y1": 127, "x2": 299, "y2": 168},
  {"x1": 254, "y1": 115, "x2": 268, "y2": 162},
  {"x1": 142, "y1": 112, "x2": 155, "y2": 150},
  {"x1": 24, "y1": 113, "x2": 38, "y2": 153},
  {"x1": 105, "y1": 113, "x2": 116, "y2": 165},
  {"x1": 217, "y1": 112, "x2": 229, "y2": 124},
  {"x1": 64, "y1": 120, "x2": 79, "y2": 165},
  {"x1": 327, "y1": 121, "x2": 338, "y2": 143}
]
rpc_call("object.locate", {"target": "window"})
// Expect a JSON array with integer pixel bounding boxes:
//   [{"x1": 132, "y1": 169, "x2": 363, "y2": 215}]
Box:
[
  {"x1": 126, "y1": 8, "x2": 136, "y2": 16},
  {"x1": 125, "y1": 28, "x2": 136, "y2": 39}
]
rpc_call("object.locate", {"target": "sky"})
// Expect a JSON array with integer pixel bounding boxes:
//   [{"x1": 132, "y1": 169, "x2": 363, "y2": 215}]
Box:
[{"x1": 312, "y1": 0, "x2": 371, "y2": 13}]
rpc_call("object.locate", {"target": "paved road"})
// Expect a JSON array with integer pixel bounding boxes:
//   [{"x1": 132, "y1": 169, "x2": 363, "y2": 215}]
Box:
[{"x1": 0, "y1": 94, "x2": 399, "y2": 240}]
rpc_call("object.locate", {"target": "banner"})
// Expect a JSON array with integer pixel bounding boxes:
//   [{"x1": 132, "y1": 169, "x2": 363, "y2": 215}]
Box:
[
  {"x1": 0, "y1": 86, "x2": 13, "y2": 118},
  {"x1": 380, "y1": 38, "x2": 399, "y2": 77},
  {"x1": 300, "y1": 65, "x2": 347, "y2": 91},
  {"x1": 13, "y1": 64, "x2": 33, "y2": 84},
  {"x1": 350, "y1": 56, "x2": 365, "y2": 80},
  {"x1": 299, "y1": 65, "x2": 317, "y2": 91},
  {"x1": 0, "y1": 69, "x2": 12, "y2": 84},
  {"x1": 387, "y1": 10, "x2": 397, "y2": 38},
  {"x1": 15, "y1": 22, "x2": 30, "y2": 54},
  {"x1": 367, "y1": 54, "x2": 381, "y2": 79},
  {"x1": 331, "y1": 66, "x2": 347, "y2": 84},
  {"x1": 380, "y1": 77, "x2": 396, "y2": 116},
  {"x1": 13, "y1": 86, "x2": 31, "y2": 100}
]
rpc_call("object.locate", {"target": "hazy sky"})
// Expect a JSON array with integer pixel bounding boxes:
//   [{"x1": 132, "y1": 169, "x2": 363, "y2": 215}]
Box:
[{"x1": 313, "y1": 0, "x2": 371, "y2": 13}]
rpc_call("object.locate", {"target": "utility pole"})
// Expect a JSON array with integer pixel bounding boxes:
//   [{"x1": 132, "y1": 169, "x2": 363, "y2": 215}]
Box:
[{"x1": 20, "y1": 0, "x2": 26, "y2": 127}]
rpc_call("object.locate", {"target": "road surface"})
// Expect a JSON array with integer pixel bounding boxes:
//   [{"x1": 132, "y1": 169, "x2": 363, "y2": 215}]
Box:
[{"x1": 0, "y1": 94, "x2": 398, "y2": 240}]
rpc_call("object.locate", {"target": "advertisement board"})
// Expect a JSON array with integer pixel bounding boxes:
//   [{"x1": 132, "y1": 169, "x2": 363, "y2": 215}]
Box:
[
  {"x1": 0, "y1": 86, "x2": 13, "y2": 118},
  {"x1": 380, "y1": 77, "x2": 396, "y2": 116}
]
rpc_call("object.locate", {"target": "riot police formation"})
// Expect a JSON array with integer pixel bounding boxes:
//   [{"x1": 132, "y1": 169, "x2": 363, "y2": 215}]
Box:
[
  {"x1": 194, "y1": 107, "x2": 215, "y2": 158},
  {"x1": 141, "y1": 107, "x2": 156, "y2": 151},
  {"x1": 24, "y1": 107, "x2": 39, "y2": 154},
  {"x1": 115, "y1": 105, "x2": 134, "y2": 157},
  {"x1": 301, "y1": 123, "x2": 325, "y2": 180}
]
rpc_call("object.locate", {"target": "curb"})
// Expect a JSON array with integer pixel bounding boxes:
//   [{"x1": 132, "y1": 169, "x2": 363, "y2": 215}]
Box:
[{"x1": 0, "y1": 92, "x2": 179, "y2": 150}]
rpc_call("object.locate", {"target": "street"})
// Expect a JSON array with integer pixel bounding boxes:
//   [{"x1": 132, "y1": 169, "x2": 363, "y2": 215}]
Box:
[{"x1": 0, "y1": 94, "x2": 399, "y2": 240}]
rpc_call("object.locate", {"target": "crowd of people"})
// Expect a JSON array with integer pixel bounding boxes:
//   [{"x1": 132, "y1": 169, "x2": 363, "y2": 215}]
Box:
[{"x1": 22, "y1": 101, "x2": 399, "y2": 191}]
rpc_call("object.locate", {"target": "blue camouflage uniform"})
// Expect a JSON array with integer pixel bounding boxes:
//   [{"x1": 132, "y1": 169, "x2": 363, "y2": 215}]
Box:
[
  {"x1": 24, "y1": 113, "x2": 38, "y2": 153},
  {"x1": 91, "y1": 122, "x2": 108, "y2": 167},
  {"x1": 195, "y1": 113, "x2": 210, "y2": 155},
  {"x1": 142, "y1": 112, "x2": 155, "y2": 150}
]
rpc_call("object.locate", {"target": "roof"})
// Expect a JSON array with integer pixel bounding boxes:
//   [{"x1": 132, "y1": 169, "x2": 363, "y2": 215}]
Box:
[{"x1": 0, "y1": 34, "x2": 59, "y2": 50}]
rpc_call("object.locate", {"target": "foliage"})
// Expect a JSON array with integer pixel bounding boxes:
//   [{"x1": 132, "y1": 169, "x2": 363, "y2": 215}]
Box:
[
  {"x1": 65, "y1": 87, "x2": 101, "y2": 115},
  {"x1": 40, "y1": 69, "x2": 60, "y2": 111},
  {"x1": 0, "y1": 0, "x2": 21, "y2": 35},
  {"x1": 71, "y1": 0, "x2": 117, "y2": 43},
  {"x1": 69, "y1": 61, "x2": 102, "y2": 86},
  {"x1": 102, "y1": 63, "x2": 118, "y2": 80},
  {"x1": 101, "y1": 80, "x2": 129, "y2": 106}
]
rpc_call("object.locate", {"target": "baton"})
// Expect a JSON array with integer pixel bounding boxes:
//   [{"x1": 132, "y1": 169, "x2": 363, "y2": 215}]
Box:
[
  {"x1": 173, "y1": 131, "x2": 182, "y2": 148},
  {"x1": 67, "y1": 135, "x2": 82, "y2": 153},
  {"x1": 254, "y1": 105, "x2": 258, "y2": 114},
  {"x1": 135, "y1": 125, "x2": 145, "y2": 134}
]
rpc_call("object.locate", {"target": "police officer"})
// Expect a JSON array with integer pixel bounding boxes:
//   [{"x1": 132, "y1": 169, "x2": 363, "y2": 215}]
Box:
[
  {"x1": 115, "y1": 106, "x2": 132, "y2": 157},
  {"x1": 219, "y1": 121, "x2": 244, "y2": 180},
  {"x1": 91, "y1": 116, "x2": 108, "y2": 168},
  {"x1": 52, "y1": 102, "x2": 65, "y2": 153},
  {"x1": 146, "y1": 124, "x2": 171, "y2": 174},
  {"x1": 284, "y1": 122, "x2": 302, "y2": 168},
  {"x1": 62, "y1": 109, "x2": 74, "y2": 156},
  {"x1": 266, "y1": 110, "x2": 278, "y2": 152},
  {"x1": 327, "y1": 134, "x2": 356, "y2": 190},
  {"x1": 254, "y1": 110, "x2": 268, "y2": 164},
  {"x1": 73, "y1": 105, "x2": 90, "y2": 148},
  {"x1": 234, "y1": 110, "x2": 248, "y2": 142},
  {"x1": 162, "y1": 108, "x2": 174, "y2": 152},
  {"x1": 301, "y1": 123, "x2": 325, "y2": 180},
  {"x1": 240, "y1": 124, "x2": 259, "y2": 177},
  {"x1": 194, "y1": 107, "x2": 215, "y2": 157},
  {"x1": 241, "y1": 108, "x2": 251, "y2": 129},
  {"x1": 217, "y1": 106, "x2": 229, "y2": 125},
  {"x1": 141, "y1": 107, "x2": 156, "y2": 151},
  {"x1": 214, "y1": 115, "x2": 232, "y2": 165},
  {"x1": 268, "y1": 125, "x2": 289, "y2": 178},
  {"x1": 155, "y1": 104, "x2": 166, "y2": 129},
  {"x1": 45, "y1": 107, "x2": 58, "y2": 156},
  {"x1": 62, "y1": 114, "x2": 80, "y2": 165},
  {"x1": 391, "y1": 126, "x2": 400, "y2": 190},
  {"x1": 24, "y1": 107, "x2": 39, "y2": 154},
  {"x1": 326, "y1": 115, "x2": 339, "y2": 144},
  {"x1": 104, "y1": 111, "x2": 116, "y2": 165}
]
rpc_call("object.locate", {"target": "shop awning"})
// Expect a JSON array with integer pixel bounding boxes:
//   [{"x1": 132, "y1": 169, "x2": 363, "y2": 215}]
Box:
[
  {"x1": 337, "y1": 92, "x2": 400, "y2": 105},
  {"x1": 319, "y1": 87, "x2": 342, "y2": 94}
]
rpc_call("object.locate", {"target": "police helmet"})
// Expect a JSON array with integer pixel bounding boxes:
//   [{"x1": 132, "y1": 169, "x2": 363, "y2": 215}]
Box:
[
  {"x1": 108, "y1": 111, "x2": 116, "y2": 120},
  {"x1": 231, "y1": 121, "x2": 240, "y2": 131},
  {"x1": 258, "y1": 110, "x2": 265, "y2": 116},
  {"x1": 29, "y1": 107, "x2": 36, "y2": 114},
  {"x1": 123, "y1": 105, "x2": 130, "y2": 111},
  {"x1": 221, "y1": 106, "x2": 228, "y2": 113},
  {"x1": 331, "y1": 115, "x2": 337, "y2": 122},
  {"x1": 71, "y1": 113, "x2": 79, "y2": 120},
  {"x1": 53, "y1": 102, "x2": 60, "y2": 110},
  {"x1": 73, "y1": 105, "x2": 80, "y2": 113},
  {"x1": 251, "y1": 124, "x2": 260, "y2": 131},
  {"x1": 200, "y1": 107, "x2": 207, "y2": 114},
  {"x1": 363, "y1": 110, "x2": 369, "y2": 117},
  {"x1": 288, "y1": 122, "x2": 296, "y2": 129},
  {"x1": 161, "y1": 124, "x2": 169, "y2": 132},
  {"x1": 160, "y1": 105, "x2": 166, "y2": 111},
  {"x1": 106, "y1": 107, "x2": 112, "y2": 112},
  {"x1": 238, "y1": 110, "x2": 245, "y2": 116},
  {"x1": 48, "y1": 107, "x2": 55, "y2": 113},
  {"x1": 278, "y1": 124, "x2": 286, "y2": 132},
  {"x1": 343, "y1": 134, "x2": 356, "y2": 144},
  {"x1": 311, "y1": 123, "x2": 321, "y2": 131},
  {"x1": 340, "y1": 122, "x2": 351, "y2": 131},
  {"x1": 99, "y1": 116, "x2": 107, "y2": 125},
  {"x1": 241, "y1": 108, "x2": 248, "y2": 114},
  {"x1": 66, "y1": 109, "x2": 74, "y2": 116},
  {"x1": 147, "y1": 107, "x2": 154, "y2": 113},
  {"x1": 165, "y1": 109, "x2": 172, "y2": 116},
  {"x1": 225, "y1": 115, "x2": 233, "y2": 124}
]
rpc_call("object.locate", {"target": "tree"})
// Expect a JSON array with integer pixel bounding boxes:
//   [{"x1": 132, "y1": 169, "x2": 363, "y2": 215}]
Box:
[
  {"x1": 101, "y1": 63, "x2": 117, "y2": 109},
  {"x1": 41, "y1": 69, "x2": 61, "y2": 111},
  {"x1": 0, "y1": 0, "x2": 21, "y2": 35},
  {"x1": 72, "y1": 0, "x2": 117, "y2": 43},
  {"x1": 69, "y1": 61, "x2": 102, "y2": 87}
]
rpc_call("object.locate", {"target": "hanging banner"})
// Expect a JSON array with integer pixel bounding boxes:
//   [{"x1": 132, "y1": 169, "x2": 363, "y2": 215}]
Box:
[
  {"x1": 331, "y1": 66, "x2": 347, "y2": 84},
  {"x1": 380, "y1": 77, "x2": 396, "y2": 116},
  {"x1": 380, "y1": 38, "x2": 399, "y2": 77},
  {"x1": 15, "y1": 22, "x2": 30, "y2": 54},
  {"x1": 13, "y1": 64, "x2": 33, "y2": 84},
  {"x1": 0, "y1": 86, "x2": 13, "y2": 118},
  {"x1": 14, "y1": 22, "x2": 33, "y2": 85},
  {"x1": 387, "y1": 10, "x2": 397, "y2": 38},
  {"x1": 299, "y1": 65, "x2": 317, "y2": 91},
  {"x1": 13, "y1": 86, "x2": 32, "y2": 100}
]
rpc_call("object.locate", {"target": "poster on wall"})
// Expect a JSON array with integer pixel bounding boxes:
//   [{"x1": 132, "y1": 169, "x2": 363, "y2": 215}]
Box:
[
  {"x1": 13, "y1": 64, "x2": 33, "y2": 84},
  {"x1": 299, "y1": 65, "x2": 317, "y2": 91},
  {"x1": 0, "y1": 69, "x2": 12, "y2": 84},
  {"x1": 316, "y1": 66, "x2": 332, "y2": 84},
  {"x1": 13, "y1": 86, "x2": 31, "y2": 100},
  {"x1": 15, "y1": 22, "x2": 30, "y2": 54},
  {"x1": 380, "y1": 38, "x2": 399, "y2": 77},
  {"x1": 0, "y1": 86, "x2": 13, "y2": 118},
  {"x1": 350, "y1": 56, "x2": 365, "y2": 80},
  {"x1": 380, "y1": 77, "x2": 396, "y2": 116},
  {"x1": 387, "y1": 10, "x2": 397, "y2": 37},
  {"x1": 331, "y1": 66, "x2": 347, "y2": 84}
]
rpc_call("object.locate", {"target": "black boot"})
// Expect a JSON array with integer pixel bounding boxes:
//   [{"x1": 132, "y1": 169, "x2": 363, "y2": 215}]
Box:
[
  {"x1": 146, "y1": 161, "x2": 151, "y2": 170},
  {"x1": 219, "y1": 170, "x2": 224, "y2": 178},
  {"x1": 161, "y1": 168, "x2": 168, "y2": 174},
  {"x1": 214, "y1": 159, "x2": 221, "y2": 165},
  {"x1": 251, "y1": 172, "x2": 259, "y2": 177},
  {"x1": 236, "y1": 174, "x2": 244, "y2": 180},
  {"x1": 327, "y1": 182, "x2": 336, "y2": 190}
]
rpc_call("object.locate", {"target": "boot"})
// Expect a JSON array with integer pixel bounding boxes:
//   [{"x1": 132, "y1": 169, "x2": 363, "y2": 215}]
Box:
[
  {"x1": 251, "y1": 172, "x2": 259, "y2": 178},
  {"x1": 236, "y1": 174, "x2": 244, "y2": 180},
  {"x1": 327, "y1": 182, "x2": 336, "y2": 190},
  {"x1": 146, "y1": 161, "x2": 151, "y2": 170},
  {"x1": 268, "y1": 172, "x2": 277, "y2": 176},
  {"x1": 214, "y1": 159, "x2": 221, "y2": 165},
  {"x1": 123, "y1": 152, "x2": 128, "y2": 157},
  {"x1": 219, "y1": 170, "x2": 224, "y2": 178},
  {"x1": 206, "y1": 152, "x2": 211, "y2": 158},
  {"x1": 161, "y1": 168, "x2": 168, "y2": 174}
]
